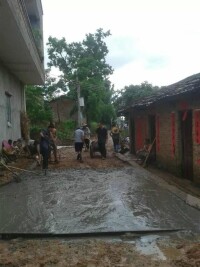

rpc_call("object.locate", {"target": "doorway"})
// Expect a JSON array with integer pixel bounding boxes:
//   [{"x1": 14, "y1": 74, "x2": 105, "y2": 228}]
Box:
[
  {"x1": 179, "y1": 110, "x2": 193, "y2": 180},
  {"x1": 129, "y1": 118, "x2": 135, "y2": 153}
]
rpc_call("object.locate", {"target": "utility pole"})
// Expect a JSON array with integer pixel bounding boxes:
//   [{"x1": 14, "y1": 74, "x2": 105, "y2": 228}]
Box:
[{"x1": 76, "y1": 76, "x2": 81, "y2": 127}]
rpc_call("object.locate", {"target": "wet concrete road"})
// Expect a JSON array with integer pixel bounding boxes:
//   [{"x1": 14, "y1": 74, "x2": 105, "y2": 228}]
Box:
[{"x1": 0, "y1": 167, "x2": 200, "y2": 233}]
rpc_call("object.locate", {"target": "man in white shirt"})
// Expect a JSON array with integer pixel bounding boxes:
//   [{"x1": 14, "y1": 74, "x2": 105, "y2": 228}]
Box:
[
  {"x1": 74, "y1": 126, "x2": 84, "y2": 162},
  {"x1": 82, "y1": 123, "x2": 91, "y2": 151}
]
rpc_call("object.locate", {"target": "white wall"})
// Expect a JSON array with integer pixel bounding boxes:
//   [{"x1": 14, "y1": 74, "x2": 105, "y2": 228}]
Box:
[{"x1": 0, "y1": 64, "x2": 25, "y2": 142}]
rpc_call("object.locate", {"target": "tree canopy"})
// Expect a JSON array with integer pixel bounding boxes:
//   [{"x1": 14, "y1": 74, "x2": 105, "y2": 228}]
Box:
[
  {"x1": 47, "y1": 28, "x2": 115, "y2": 124},
  {"x1": 25, "y1": 70, "x2": 55, "y2": 127},
  {"x1": 113, "y1": 82, "x2": 160, "y2": 113},
  {"x1": 25, "y1": 85, "x2": 52, "y2": 126}
]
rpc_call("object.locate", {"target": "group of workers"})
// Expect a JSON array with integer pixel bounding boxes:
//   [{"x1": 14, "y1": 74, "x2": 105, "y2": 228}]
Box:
[
  {"x1": 1, "y1": 123, "x2": 59, "y2": 175},
  {"x1": 2, "y1": 119, "x2": 152, "y2": 176},
  {"x1": 74, "y1": 122, "x2": 122, "y2": 163},
  {"x1": 1, "y1": 121, "x2": 132, "y2": 175},
  {"x1": 38, "y1": 122, "x2": 110, "y2": 170}
]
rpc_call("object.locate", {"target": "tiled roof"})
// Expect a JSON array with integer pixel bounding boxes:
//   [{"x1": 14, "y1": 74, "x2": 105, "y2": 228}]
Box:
[{"x1": 131, "y1": 73, "x2": 200, "y2": 108}]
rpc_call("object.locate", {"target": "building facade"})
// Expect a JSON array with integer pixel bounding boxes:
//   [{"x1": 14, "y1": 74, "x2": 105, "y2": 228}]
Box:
[
  {"x1": 49, "y1": 96, "x2": 87, "y2": 126},
  {"x1": 128, "y1": 73, "x2": 200, "y2": 184},
  {"x1": 0, "y1": 0, "x2": 45, "y2": 141},
  {"x1": 49, "y1": 97, "x2": 77, "y2": 123}
]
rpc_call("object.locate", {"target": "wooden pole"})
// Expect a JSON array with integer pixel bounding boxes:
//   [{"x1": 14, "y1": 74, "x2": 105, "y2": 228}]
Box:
[
  {"x1": 76, "y1": 75, "x2": 81, "y2": 127},
  {"x1": 143, "y1": 137, "x2": 156, "y2": 167}
]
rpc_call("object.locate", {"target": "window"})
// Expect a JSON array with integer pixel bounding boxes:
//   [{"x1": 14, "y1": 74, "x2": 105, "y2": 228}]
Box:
[{"x1": 5, "y1": 91, "x2": 12, "y2": 124}]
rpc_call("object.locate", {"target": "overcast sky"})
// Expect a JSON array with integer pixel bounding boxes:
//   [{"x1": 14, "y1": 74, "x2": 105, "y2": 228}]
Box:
[{"x1": 42, "y1": 0, "x2": 200, "y2": 90}]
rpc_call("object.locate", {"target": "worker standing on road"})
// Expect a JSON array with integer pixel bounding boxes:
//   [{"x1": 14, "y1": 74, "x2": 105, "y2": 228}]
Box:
[
  {"x1": 110, "y1": 123, "x2": 120, "y2": 153},
  {"x1": 48, "y1": 123, "x2": 59, "y2": 163},
  {"x1": 82, "y1": 123, "x2": 91, "y2": 151},
  {"x1": 74, "y1": 126, "x2": 84, "y2": 162},
  {"x1": 96, "y1": 122, "x2": 108, "y2": 160},
  {"x1": 40, "y1": 128, "x2": 50, "y2": 175}
]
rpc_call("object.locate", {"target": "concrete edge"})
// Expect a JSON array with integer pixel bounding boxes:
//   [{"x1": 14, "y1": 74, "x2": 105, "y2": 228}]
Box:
[
  {"x1": 115, "y1": 153, "x2": 200, "y2": 211},
  {"x1": 186, "y1": 195, "x2": 200, "y2": 210}
]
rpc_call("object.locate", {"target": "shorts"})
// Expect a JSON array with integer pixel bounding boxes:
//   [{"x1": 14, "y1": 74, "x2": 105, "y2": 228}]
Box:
[{"x1": 75, "y1": 142, "x2": 83, "y2": 152}]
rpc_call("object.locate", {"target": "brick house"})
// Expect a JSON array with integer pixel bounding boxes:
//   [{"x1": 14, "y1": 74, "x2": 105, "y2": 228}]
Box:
[
  {"x1": 49, "y1": 96, "x2": 78, "y2": 123},
  {"x1": 126, "y1": 73, "x2": 200, "y2": 184},
  {"x1": 0, "y1": 0, "x2": 44, "y2": 142}
]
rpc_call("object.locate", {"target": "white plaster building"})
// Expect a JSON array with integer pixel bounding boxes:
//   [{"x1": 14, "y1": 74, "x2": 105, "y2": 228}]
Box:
[{"x1": 0, "y1": 0, "x2": 45, "y2": 141}]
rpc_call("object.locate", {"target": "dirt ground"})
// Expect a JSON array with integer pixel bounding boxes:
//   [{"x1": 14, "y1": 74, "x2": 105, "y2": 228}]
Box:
[
  {"x1": 0, "y1": 139, "x2": 200, "y2": 266},
  {"x1": 1, "y1": 238, "x2": 163, "y2": 267},
  {"x1": 0, "y1": 236, "x2": 200, "y2": 266}
]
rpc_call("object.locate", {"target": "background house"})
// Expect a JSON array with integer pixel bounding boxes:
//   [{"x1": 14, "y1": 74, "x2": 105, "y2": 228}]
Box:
[
  {"x1": 127, "y1": 73, "x2": 200, "y2": 184},
  {"x1": 0, "y1": 0, "x2": 45, "y2": 142},
  {"x1": 49, "y1": 96, "x2": 86, "y2": 125}
]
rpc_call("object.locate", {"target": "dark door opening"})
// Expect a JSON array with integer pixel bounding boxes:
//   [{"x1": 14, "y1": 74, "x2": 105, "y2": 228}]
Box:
[
  {"x1": 148, "y1": 115, "x2": 156, "y2": 161},
  {"x1": 129, "y1": 118, "x2": 135, "y2": 153},
  {"x1": 179, "y1": 110, "x2": 193, "y2": 180}
]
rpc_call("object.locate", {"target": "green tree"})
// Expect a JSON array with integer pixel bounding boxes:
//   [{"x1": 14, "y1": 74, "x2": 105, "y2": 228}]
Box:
[
  {"x1": 43, "y1": 69, "x2": 68, "y2": 101},
  {"x1": 47, "y1": 28, "x2": 115, "y2": 124},
  {"x1": 25, "y1": 85, "x2": 52, "y2": 126},
  {"x1": 25, "y1": 67, "x2": 68, "y2": 127},
  {"x1": 113, "y1": 81, "x2": 160, "y2": 112}
]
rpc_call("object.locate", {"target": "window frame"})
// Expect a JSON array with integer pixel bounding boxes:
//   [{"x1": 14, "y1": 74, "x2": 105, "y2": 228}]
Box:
[{"x1": 5, "y1": 91, "x2": 12, "y2": 125}]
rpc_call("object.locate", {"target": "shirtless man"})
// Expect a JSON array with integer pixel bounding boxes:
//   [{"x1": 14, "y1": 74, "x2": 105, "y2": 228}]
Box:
[{"x1": 48, "y1": 123, "x2": 59, "y2": 163}]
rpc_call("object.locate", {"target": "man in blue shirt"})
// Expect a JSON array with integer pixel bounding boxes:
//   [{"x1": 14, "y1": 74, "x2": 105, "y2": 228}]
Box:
[{"x1": 40, "y1": 128, "x2": 50, "y2": 174}]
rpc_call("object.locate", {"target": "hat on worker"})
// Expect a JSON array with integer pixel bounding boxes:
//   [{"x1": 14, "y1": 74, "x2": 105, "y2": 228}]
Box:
[{"x1": 112, "y1": 126, "x2": 119, "y2": 134}]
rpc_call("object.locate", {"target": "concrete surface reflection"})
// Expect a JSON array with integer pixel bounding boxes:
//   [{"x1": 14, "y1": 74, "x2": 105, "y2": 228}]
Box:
[{"x1": 0, "y1": 168, "x2": 200, "y2": 233}]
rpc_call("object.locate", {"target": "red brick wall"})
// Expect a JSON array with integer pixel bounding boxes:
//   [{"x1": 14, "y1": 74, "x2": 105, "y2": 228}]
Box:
[
  {"x1": 191, "y1": 100, "x2": 200, "y2": 184},
  {"x1": 131, "y1": 92, "x2": 200, "y2": 184},
  {"x1": 155, "y1": 104, "x2": 179, "y2": 174}
]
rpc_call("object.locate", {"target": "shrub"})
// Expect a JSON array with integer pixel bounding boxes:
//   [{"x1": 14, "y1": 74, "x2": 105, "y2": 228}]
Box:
[
  {"x1": 57, "y1": 120, "x2": 76, "y2": 145},
  {"x1": 90, "y1": 121, "x2": 98, "y2": 136}
]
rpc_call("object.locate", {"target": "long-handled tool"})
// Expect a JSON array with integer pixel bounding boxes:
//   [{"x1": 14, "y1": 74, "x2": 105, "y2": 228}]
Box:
[
  {"x1": 143, "y1": 137, "x2": 156, "y2": 167},
  {"x1": 5, "y1": 165, "x2": 38, "y2": 174},
  {"x1": 0, "y1": 160, "x2": 21, "y2": 182}
]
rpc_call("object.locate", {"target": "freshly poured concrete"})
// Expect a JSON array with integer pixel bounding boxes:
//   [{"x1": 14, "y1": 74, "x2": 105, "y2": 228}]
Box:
[{"x1": 0, "y1": 167, "x2": 200, "y2": 233}]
